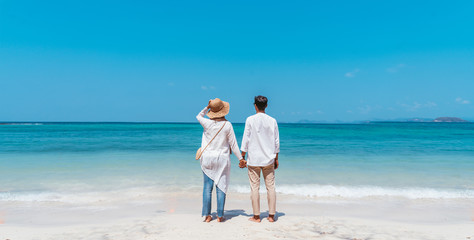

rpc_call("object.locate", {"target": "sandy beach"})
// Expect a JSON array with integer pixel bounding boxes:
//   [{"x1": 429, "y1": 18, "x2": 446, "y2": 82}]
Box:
[{"x1": 1, "y1": 191, "x2": 473, "y2": 240}]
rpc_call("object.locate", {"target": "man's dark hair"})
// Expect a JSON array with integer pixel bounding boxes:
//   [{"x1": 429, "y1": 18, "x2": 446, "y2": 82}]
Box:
[{"x1": 254, "y1": 95, "x2": 268, "y2": 111}]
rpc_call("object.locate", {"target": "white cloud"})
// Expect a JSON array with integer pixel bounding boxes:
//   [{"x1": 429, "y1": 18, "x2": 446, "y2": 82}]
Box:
[
  {"x1": 400, "y1": 101, "x2": 437, "y2": 112},
  {"x1": 387, "y1": 63, "x2": 406, "y2": 73},
  {"x1": 425, "y1": 101, "x2": 437, "y2": 107},
  {"x1": 345, "y1": 68, "x2": 360, "y2": 78},
  {"x1": 201, "y1": 86, "x2": 216, "y2": 91},
  {"x1": 456, "y1": 97, "x2": 470, "y2": 104},
  {"x1": 358, "y1": 105, "x2": 372, "y2": 114}
]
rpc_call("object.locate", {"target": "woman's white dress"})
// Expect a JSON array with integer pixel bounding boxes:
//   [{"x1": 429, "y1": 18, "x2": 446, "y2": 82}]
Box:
[{"x1": 197, "y1": 107, "x2": 242, "y2": 193}]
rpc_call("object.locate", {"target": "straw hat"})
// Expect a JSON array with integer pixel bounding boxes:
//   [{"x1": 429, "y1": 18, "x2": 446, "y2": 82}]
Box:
[{"x1": 207, "y1": 98, "x2": 230, "y2": 119}]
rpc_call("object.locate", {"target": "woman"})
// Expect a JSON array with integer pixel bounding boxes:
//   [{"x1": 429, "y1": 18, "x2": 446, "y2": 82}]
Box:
[{"x1": 196, "y1": 98, "x2": 245, "y2": 222}]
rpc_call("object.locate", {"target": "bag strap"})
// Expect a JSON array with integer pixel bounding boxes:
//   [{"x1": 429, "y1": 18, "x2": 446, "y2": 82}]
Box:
[{"x1": 201, "y1": 121, "x2": 226, "y2": 155}]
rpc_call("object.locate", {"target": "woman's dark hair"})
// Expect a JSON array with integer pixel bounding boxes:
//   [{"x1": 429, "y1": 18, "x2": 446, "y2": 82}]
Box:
[{"x1": 254, "y1": 95, "x2": 268, "y2": 110}]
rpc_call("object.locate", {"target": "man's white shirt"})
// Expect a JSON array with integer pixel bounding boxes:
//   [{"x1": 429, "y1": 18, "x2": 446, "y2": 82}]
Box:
[{"x1": 241, "y1": 113, "x2": 280, "y2": 167}]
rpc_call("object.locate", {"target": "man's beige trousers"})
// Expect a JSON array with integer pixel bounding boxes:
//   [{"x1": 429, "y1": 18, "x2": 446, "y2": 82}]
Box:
[{"x1": 248, "y1": 163, "x2": 276, "y2": 215}]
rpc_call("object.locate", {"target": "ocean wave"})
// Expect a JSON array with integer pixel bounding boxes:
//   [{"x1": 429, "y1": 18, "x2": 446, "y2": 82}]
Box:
[
  {"x1": 2, "y1": 185, "x2": 473, "y2": 203},
  {"x1": 0, "y1": 188, "x2": 164, "y2": 203},
  {"x1": 231, "y1": 184, "x2": 474, "y2": 199},
  {"x1": 0, "y1": 191, "x2": 61, "y2": 202}
]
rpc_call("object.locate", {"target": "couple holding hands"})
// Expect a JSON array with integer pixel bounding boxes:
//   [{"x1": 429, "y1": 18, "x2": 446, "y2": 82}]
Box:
[{"x1": 196, "y1": 95, "x2": 280, "y2": 223}]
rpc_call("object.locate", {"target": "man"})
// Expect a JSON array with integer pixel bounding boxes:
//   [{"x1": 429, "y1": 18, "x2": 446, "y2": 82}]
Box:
[{"x1": 240, "y1": 95, "x2": 280, "y2": 223}]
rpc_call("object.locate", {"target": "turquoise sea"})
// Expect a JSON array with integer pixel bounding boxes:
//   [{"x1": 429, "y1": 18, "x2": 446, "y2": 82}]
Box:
[{"x1": 1, "y1": 122, "x2": 473, "y2": 202}]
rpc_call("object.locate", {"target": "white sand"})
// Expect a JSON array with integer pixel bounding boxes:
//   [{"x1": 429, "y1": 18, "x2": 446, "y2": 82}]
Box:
[{"x1": 1, "y1": 192, "x2": 473, "y2": 240}]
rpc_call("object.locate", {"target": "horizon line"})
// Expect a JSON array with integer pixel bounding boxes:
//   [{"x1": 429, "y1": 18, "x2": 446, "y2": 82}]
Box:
[{"x1": 1, "y1": 120, "x2": 472, "y2": 125}]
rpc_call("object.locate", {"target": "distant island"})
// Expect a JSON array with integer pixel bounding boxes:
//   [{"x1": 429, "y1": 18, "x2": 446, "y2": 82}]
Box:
[
  {"x1": 294, "y1": 117, "x2": 470, "y2": 124},
  {"x1": 432, "y1": 117, "x2": 469, "y2": 122},
  {"x1": 381, "y1": 117, "x2": 470, "y2": 123},
  {"x1": 377, "y1": 117, "x2": 470, "y2": 123}
]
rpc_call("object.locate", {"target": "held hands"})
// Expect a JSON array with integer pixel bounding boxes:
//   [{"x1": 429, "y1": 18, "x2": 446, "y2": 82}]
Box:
[
  {"x1": 239, "y1": 159, "x2": 247, "y2": 168},
  {"x1": 240, "y1": 152, "x2": 247, "y2": 168}
]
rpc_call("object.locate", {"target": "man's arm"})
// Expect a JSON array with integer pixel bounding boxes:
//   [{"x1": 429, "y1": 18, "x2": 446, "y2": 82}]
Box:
[
  {"x1": 274, "y1": 121, "x2": 280, "y2": 154},
  {"x1": 239, "y1": 119, "x2": 251, "y2": 169},
  {"x1": 274, "y1": 121, "x2": 280, "y2": 170},
  {"x1": 240, "y1": 118, "x2": 251, "y2": 155}
]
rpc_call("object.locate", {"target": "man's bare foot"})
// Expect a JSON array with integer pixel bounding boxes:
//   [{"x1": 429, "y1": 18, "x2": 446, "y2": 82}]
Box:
[
  {"x1": 267, "y1": 214, "x2": 275, "y2": 222},
  {"x1": 204, "y1": 215, "x2": 212, "y2": 222},
  {"x1": 217, "y1": 217, "x2": 225, "y2": 222},
  {"x1": 249, "y1": 215, "x2": 261, "y2": 223}
]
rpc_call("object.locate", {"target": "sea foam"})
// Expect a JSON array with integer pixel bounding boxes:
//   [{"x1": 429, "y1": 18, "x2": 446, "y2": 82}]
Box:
[
  {"x1": 0, "y1": 191, "x2": 61, "y2": 202},
  {"x1": 231, "y1": 184, "x2": 474, "y2": 199},
  {"x1": 0, "y1": 188, "x2": 164, "y2": 204}
]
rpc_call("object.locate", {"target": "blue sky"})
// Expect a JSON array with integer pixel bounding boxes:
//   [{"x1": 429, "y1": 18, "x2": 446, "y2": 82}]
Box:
[{"x1": 1, "y1": 1, "x2": 473, "y2": 122}]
